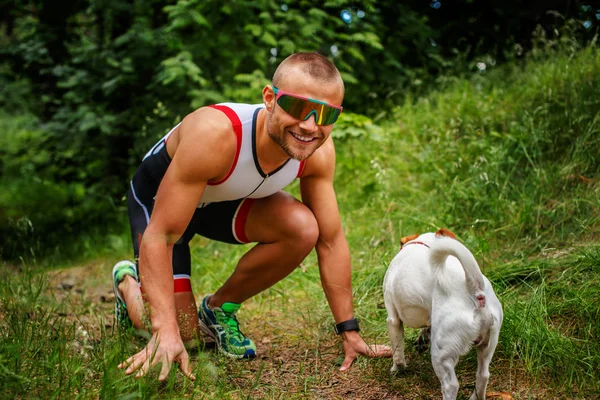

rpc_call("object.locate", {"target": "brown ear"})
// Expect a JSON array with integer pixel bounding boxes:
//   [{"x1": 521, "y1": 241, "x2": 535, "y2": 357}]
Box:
[
  {"x1": 262, "y1": 85, "x2": 276, "y2": 111},
  {"x1": 435, "y1": 228, "x2": 456, "y2": 239},
  {"x1": 400, "y1": 234, "x2": 420, "y2": 246}
]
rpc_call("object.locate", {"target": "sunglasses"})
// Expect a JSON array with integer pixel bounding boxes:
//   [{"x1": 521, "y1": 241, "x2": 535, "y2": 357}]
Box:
[{"x1": 272, "y1": 86, "x2": 343, "y2": 126}]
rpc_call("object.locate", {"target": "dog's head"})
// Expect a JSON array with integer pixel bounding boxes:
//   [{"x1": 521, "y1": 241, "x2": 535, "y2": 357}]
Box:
[{"x1": 400, "y1": 228, "x2": 456, "y2": 249}]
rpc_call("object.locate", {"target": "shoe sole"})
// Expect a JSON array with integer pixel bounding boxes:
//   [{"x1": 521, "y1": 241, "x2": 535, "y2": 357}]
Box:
[
  {"x1": 112, "y1": 261, "x2": 137, "y2": 326},
  {"x1": 197, "y1": 317, "x2": 217, "y2": 340}
]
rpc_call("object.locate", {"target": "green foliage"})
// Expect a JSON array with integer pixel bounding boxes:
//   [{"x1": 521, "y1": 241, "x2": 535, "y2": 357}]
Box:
[
  {"x1": 352, "y1": 46, "x2": 600, "y2": 258},
  {"x1": 490, "y1": 248, "x2": 600, "y2": 390},
  {"x1": 0, "y1": 112, "x2": 123, "y2": 260},
  {"x1": 1, "y1": 0, "x2": 597, "y2": 260},
  {"x1": 157, "y1": 0, "x2": 384, "y2": 108},
  {"x1": 331, "y1": 112, "x2": 384, "y2": 140}
]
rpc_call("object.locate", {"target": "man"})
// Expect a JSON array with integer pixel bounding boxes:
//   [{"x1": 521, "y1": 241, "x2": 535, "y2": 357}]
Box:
[{"x1": 113, "y1": 52, "x2": 391, "y2": 381}]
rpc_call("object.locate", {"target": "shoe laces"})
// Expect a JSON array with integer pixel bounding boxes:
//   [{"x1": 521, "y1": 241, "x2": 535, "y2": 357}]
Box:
[{"x1": 219, "y1": 310, "x2": 244, "y2": 341}]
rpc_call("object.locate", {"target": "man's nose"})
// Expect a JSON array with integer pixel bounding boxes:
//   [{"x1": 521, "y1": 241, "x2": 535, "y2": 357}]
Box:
[{"x1": 298, "y1": 114, "x2": 319, "y2": 132}]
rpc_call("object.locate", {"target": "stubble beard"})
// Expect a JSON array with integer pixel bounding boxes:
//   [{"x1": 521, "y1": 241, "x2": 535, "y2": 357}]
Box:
[
  {"x1": 266, "y1": 111, "x2": 326, "y2": 161},
  {"x1": 268, "y1": 129, "x2": 309, "y2": 161},
  {"x1": 267, "y1": 114, "x2": 320, "y2": 160}
]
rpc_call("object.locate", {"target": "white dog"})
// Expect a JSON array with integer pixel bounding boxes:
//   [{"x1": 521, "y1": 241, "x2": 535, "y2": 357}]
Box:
[{"x1": 383, "y1": 229, "x2": 503, "y2": 400}]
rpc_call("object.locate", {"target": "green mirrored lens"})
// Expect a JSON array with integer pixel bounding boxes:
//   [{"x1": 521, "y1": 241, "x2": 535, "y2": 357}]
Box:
[
  {"x1": 318, "y1": 107, "x2": 341, "y2": 125},
  {"x1": 277, "y1": 95, "x2": 341, "y2": 125},
  {"x1": 277, "y1": 95, "x2": 306, "y2": 118}
]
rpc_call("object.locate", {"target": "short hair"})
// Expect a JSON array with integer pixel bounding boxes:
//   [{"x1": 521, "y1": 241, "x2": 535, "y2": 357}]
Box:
[{"x1": 272, "y1": 52, "x2": 344, "y2": 91}]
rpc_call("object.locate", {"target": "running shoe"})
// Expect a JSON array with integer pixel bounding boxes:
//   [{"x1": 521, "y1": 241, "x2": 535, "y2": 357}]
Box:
[
  {"x1": 112, "y1": 260, "x2": 138, "y2": 327},
  {"x1": 198, "y1": 295, "x2": 256, "y2": 359}
]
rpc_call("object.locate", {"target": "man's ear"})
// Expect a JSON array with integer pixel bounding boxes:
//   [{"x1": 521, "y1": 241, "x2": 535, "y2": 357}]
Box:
[{"x1": 262, "y1": 85, "x2": 276, "y2": 112}]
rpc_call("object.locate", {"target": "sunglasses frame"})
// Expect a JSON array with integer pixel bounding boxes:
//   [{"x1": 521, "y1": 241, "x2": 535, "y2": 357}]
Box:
[{"x1": 272, "y1": 86, "x2": 343, "y2": 126}]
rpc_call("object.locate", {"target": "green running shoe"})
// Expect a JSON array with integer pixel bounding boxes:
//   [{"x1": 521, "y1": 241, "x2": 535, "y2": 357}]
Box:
[
  {"x1": 198, "y1": 295, "x2": 256, "y2": 359},
  {"x1": 112, "y1": 260, "x2": 138, "y2": 327}
]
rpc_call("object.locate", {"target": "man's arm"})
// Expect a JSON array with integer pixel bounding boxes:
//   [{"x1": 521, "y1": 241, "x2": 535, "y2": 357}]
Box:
[
  {"x1": 299, "y1": 137, "x2": 353, "y2": 323},
  {"x1": 120, "y1": 107, "x2": 236, "y2": 380},
  {"x1": 300, "y1": 137, "x2": 391, "y2": 371}
]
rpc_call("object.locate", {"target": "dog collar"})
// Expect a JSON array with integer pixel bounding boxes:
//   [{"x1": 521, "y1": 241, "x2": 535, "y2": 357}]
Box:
[{"x1": 401, "y1": 241, "x2": 430, "y2": 250}]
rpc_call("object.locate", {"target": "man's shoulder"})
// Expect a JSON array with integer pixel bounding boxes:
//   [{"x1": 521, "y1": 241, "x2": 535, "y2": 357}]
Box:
[
  {"x1": 196, "y1": 102, "x2": 263, "y2": 121},
  {"x1": 181, "y1": 107, "x2": 235, "y2": 141},
  {"x1": 169, "y1": 106, "x2": 243, "y2": 182},
  {"x1": 175, "y1": 107, "x2": 242, "y2": 155}
]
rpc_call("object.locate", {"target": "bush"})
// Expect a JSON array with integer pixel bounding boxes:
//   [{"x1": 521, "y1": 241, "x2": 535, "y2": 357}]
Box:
[{"x1": 0, "y1": 113, "x2": 122, "y2": 260}]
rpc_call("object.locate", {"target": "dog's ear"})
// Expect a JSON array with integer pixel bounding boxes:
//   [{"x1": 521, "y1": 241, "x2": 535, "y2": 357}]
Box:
[
  {"x1": 400, "y1": 234, "x2": 420, "y2": 248},
  {"x1": 435, "y1": 228, "x2": 456, "y2": 239}
]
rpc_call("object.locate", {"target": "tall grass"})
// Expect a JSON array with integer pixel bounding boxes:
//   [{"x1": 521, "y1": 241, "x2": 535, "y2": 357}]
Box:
[
  {"x1": 488, "y1": 248, "x2": 600, "y2": 393},
  {"x1": 0, "y1": 266, "x2": 227, "y2": 399},
  {"x1": 344, "y1": 45, "x2": 600, "y2": 259}
]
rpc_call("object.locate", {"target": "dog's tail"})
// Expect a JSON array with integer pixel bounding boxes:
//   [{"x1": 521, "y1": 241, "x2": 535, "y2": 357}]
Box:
[{"x1": 429, "y1": 229, "x2": 486, "y2": 308}]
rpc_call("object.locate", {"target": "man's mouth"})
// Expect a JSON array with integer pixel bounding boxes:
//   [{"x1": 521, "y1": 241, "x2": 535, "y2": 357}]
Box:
[{"x1": 289, "y1": 131, "x2": 317, "y2": 143}]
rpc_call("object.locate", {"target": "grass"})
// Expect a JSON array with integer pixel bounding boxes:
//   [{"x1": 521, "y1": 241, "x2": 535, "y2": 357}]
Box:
[
  {"x1": 1, "y1": 45, "x2": 600, "y2": 398},
  {"x1": 490, "y1": 248, "x2": 600, "y2": 392}
]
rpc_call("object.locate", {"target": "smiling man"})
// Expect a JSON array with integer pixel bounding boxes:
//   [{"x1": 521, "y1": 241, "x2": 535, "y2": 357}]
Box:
[{"x1": 113, "y1": 52, "x2": 391, "y2": 380}]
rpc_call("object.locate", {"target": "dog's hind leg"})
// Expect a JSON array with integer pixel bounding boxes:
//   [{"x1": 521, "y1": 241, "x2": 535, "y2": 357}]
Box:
[
  {"x1": 431, "y1": 345, "x2": 460, "y2": 400},
  {"x1": 386, "y1": 314, "x2": 406, "y2": 372},
  {"x1": 470, "y1": 332, "x2": 499, "y2": 400},
  {"x1": 415, "y1": 326, "x2": 431, "y2": 353}
]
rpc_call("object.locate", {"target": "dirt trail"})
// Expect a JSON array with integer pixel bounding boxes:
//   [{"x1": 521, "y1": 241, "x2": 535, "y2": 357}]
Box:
[
  {"x1": 44, "y1": 262, "x2": 544, "y2": 399},
  {"x1": 45, "y1": 262, "x2": 402, "y2": 398},
  {"x1": 47, "y1": 261, "x2": 116, "y2": 336}
]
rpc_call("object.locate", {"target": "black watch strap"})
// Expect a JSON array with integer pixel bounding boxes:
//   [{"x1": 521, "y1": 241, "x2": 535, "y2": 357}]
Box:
[{"x1": 334, "y1": 318, "x2": 360, "y2": 335}]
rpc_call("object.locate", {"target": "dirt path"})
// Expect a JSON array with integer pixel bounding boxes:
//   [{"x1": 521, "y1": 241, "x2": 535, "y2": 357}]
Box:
[
  {"x1": 47, "y1": 261, "x2": 117, "y2": 337},
  {"x1": 44, "y1": 262, "x2": 542, "y2": 399},
  {"x1": 45, "y1": 262, "x2": 401, "y2": 398}
]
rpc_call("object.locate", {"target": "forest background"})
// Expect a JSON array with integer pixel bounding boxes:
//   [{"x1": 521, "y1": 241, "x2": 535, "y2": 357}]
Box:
[{"x1": 1, "y1": 0, "x2": 597, "y2": 260}]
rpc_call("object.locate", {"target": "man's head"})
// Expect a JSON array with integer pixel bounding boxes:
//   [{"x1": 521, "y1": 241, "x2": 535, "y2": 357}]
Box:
[{"x1": 263, "y1": 52, "x2": 345, "y2": 161}]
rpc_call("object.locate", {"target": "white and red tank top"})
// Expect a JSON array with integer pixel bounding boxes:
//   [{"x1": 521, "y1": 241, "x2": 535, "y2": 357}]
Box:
[{"x1": 144, "y1": 103, "x2": 306, "y2": 208}]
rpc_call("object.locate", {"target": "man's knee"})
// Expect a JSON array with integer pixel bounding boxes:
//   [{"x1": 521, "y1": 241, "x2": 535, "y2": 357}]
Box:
[{"x1": 284, "y1": 205, "x2": 319, "y2": 251}]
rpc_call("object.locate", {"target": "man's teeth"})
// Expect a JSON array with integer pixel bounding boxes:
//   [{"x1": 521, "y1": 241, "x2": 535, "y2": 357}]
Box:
[{"x1": 291, "y1": 132, "x2": 313, "y2": 142}]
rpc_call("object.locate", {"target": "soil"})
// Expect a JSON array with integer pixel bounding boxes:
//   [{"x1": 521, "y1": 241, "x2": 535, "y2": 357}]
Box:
[{"x1": 43, "y1": 262, "x2": 557, "y2": 400}]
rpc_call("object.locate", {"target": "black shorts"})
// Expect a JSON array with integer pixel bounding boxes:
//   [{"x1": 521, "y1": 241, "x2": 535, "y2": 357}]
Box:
[{"x1": 127, "y1": 142, "x2": 254, "y2": 279}]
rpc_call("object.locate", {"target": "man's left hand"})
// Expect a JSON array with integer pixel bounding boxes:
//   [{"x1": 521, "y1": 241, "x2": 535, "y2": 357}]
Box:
[{"x1": 339, "y1": 330, "x2": 392, "y2": 371}]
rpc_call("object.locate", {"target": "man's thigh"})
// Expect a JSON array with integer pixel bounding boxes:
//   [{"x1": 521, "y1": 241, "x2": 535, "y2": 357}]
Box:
[
  {"x1": 243, "y1": 192, "x2": 318, "y2": 244},
  {"x1": 191, "y1": 191, "x2": 317, "y2": 245},
  {"x1": 190, "y1": 197, "x2": 255, "y2": 244}
]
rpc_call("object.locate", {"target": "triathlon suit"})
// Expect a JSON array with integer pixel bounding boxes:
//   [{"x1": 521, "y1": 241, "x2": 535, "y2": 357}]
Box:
[{"x1": 127, "y1": 103, "x2": 306, "y2": 291}]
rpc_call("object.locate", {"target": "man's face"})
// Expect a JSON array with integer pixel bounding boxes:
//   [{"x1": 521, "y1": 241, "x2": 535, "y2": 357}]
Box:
[{"x1": 264, "y1": 72, "x2": 344, "y2": 161}]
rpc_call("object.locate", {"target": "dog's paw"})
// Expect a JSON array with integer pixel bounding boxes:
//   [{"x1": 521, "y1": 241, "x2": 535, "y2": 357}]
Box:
[{"x1": 389, "y1": 362, "x2": 407, "y2": 375}]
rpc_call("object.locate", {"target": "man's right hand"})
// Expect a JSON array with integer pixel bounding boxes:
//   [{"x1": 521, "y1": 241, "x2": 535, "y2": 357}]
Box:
[{"x1": 118, "y1": 328, "x2": 195, "y2": 381}]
